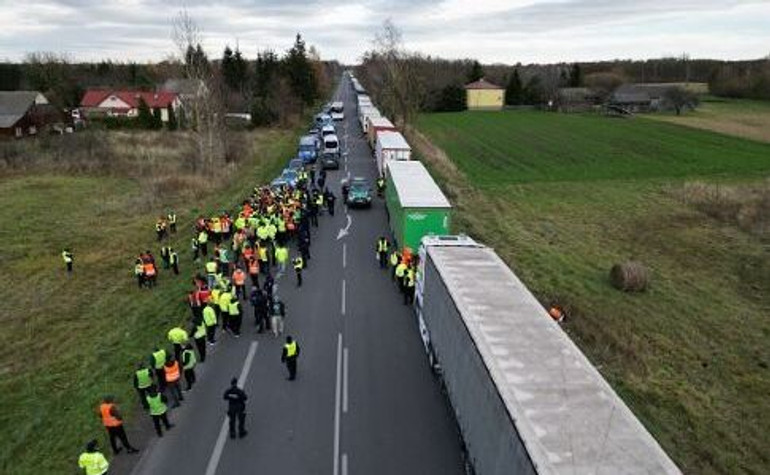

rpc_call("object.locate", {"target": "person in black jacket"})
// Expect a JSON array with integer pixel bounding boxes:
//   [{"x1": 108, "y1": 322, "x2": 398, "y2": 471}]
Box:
[
  {"x1": 250, "y1": 288, "x2": 268, "y2": 332},
  {"x1": 223, "y1": 378, "x2": 248, "y2": 439}
]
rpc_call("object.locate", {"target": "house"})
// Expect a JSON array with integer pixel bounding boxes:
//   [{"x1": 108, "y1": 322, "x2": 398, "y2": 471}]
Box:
[
  {"x1": 464, "y1": 78, "x2": 504, "y2": 110},
  {"x1": 556, "y1": 87, "x2": 600, "y2": 112},
  {"x1": 80, "y1": 90, "x2": 181, "y2": 122},
  {"x1": 608, "y1": 83, "x2": 707, "y2": 114},
  {"x1": 0, "y1": 91, "x2": 60, "y2": 138}
]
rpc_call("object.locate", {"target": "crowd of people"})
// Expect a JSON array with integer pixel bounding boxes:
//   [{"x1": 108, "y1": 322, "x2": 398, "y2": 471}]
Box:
[{"x1": 76, "y1": 168, "x2": 334, "y2": 475}]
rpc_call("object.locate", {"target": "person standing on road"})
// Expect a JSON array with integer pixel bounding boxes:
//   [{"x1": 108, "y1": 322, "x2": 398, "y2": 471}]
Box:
[
  {"x1": 181, "y1": 344, "x2": 197, "y2": 391},
  {"x1": 324, "y1": 189, "x2": 336, "y2": 216},
  {"x1": 167, "y1": 326, "x2": 189, "y2": 363},
  {"x1": 250, "y1": 288, "x2": 268, "y2": 333},
  {"x1": 293, "y1": 255, "x2": 304, "y2": 287},
  {"x1": 389, "y1": 249, "x2": 401, "y2": 281},
  {"x1": 274, "y1": 244, "x2": 289, "y2": 274},
  {"x1": 376, "y1": 237, "x2": 390, "y2": 268},
  {"x1": 98, "y1": 396, "x2": 139, "y2": 455},
  {"x1": 281, "y1": 336, "x2": 300, "y2": 380},
  {"x1": 192, "y1": 320, "x2": 207, "y2": 362},
  {"x1": 203, "y1": 301, "x2": 218, "y2": 344},
  {"x1": 133, "y1": 362, "x2": 154, "y2": 409},
  {"x1": 223, "y1": 377, "x2": 248, "y2": 439},
  {"x1": 270, "y1": 297, "x2": 286, "y2": 337},
  {"x1": 163, "y1": 355, "x2": 184, "y2": 407},
  {"x1": 62, "y1": 248, "x2": 74, "y2": 274},
  {"x1": 395, "y1": 260, "x2": 407, "y2": 294},
  {"x1": 228, "y1": 296, "x2": 242, "y2": 337},
  {"x1": 145, "y1": 385, "x2": 173, "y2": 437},
  {"x1": 404, "y1": 266, "x2": 416, "y2": 305},
  {"x1": 78, "y1": 440, "x2": 109, "y2": 475},
  {"x1": 150, "y1": 347, "x2": 167, "y2": 391}
]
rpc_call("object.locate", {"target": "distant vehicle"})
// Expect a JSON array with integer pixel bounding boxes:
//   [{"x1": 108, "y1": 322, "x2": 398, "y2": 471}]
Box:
[
  {"x1": 323, "y1": 134, "x2": 340, "y2": 157},
  {"x1": 347, "y1": 177, "x2": 372, "y2": 207},
  {"x1": 271, "y1": 169, "x2": 299, "y2": 189},
  {"x1": 298, "y1": 135, "x2": 318, "y2": 164},
  {"x1": 321, "y1": 124, "x2": 336, "y2": 138},
  {"x1": 331, "y1": 101, "x2": 344, "y2": 121},
  {"x1": 320, "y1": 152, "x2": 340, "y2": 170},
  {"x1": 287, "y1": 158, "x2": 304, "y2": 172},
  {"x1": 315, "y1": 113, "x2": 332, "y2": 127}
]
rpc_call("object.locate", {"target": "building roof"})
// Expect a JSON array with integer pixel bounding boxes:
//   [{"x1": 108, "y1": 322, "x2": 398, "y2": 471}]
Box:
[
  {"x1": 464, "y1": 78, "x2": 503, "y2": 90},
  {"x1": 0, "y1": 91, "x2": 48, "y2": 128},
  {"x1": 368, "y1": 116, "x2": 395, "y2": 129},
  {"x1": 80, "y1": 90, "x2": 178, "y2": 109},
  {"x1": 424, "y1": 240, "x2": 681, "y2": 475},
  {"x1": 388, "y1": 161, "x2": 451, "y2": 209},
  {"x1": 376, "y1": 131, "x2": 411, "y2": 151}
]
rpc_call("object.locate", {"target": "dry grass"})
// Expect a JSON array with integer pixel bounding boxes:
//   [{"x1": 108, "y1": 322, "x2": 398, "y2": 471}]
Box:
[
  {"x1": 650, "y1": 97, "x2": 770, "y2": 144},
  {"x1": 674, "y1": 180, "x2": 770, "y2": 236}
]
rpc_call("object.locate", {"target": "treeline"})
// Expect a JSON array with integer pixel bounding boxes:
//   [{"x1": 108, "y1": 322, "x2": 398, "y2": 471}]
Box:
[{"x1": 357, "y1": 51, "x2": 770, "y2": 115}]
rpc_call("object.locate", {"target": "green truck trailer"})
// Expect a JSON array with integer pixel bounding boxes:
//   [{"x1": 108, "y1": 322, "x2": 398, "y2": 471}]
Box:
[{"x1": 385, "y1": 161, "x2": 452, "y2": 251}]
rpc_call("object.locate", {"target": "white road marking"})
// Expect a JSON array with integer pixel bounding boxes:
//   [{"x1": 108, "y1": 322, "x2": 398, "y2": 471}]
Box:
[
  {"x1": 343, "y1": 348, "x2": 349, "y2": 413},
  {"x1": 341, "y1": 280, "x2": 346, "y2": 315},
  {"x1": 342, "y1": 243, "x2": 347, "y2": 269},
  {"x1": 204, "y1": 341, "x2": 259, "y2": 475},
  {"x1": 341, "y1": 453, "x2": 348, "y2": 475},
  {"x1": 333, "y1": 334, "x2": 343, "y2": 475},
  {"x1": 336, "y1": 215, "x2": 352, "y2": 240}
]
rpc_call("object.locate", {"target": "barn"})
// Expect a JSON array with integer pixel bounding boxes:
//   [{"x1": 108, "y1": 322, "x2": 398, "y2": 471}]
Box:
[{"x1": 0, "y1": 91, "x2": 57, "y2": 139}]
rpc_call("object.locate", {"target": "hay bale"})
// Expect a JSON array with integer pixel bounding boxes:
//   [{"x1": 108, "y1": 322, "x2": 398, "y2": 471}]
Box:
[{"x1": 610, "y1": 261, "x2": 649, "y2": 292}]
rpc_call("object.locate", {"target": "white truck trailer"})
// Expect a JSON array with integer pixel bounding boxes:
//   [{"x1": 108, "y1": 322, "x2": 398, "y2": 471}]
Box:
[{"x1": 416, "y1": 236, "x2": 682, "y2": 475}]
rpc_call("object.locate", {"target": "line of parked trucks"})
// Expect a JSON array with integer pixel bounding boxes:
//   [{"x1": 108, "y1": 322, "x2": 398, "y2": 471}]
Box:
[{"x1": 346, "y1": 72, "x2": 682, "y2": 475}]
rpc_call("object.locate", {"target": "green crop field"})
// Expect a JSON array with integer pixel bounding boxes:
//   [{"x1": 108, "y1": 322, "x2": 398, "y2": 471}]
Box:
[
  {"x1": 0, "y1": 129, "x2": 295, "y2": 474},
  {"x1": 417, "y1": 110, "x2": 770, "y2": 187},
  {"x1": 414, "y1": 109, "x2": 770, "y2": 475}
]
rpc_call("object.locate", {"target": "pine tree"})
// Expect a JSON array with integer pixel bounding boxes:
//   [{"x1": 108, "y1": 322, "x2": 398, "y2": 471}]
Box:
[
  {"x1": 167, "y1": 105, "x2": 178, "y2": 131},
  {"x1": 152, "y1": 108, "x2": 163, "y2": 129},
  {"x1": 255, "y1": 49, "x2": 279, "y2": 98},
  {"x1": 136, "y1": 97, "x2": 154, "y2": 129},
  {"x1": 221, "y1": 46, "x2": 236, "y2": 90},
  {"x1": 233, "y1": 48, "x2": 248, "y2": 92},
  {"x1": 283, "y1": 33, "x2": 318, "y2": 108},
  {"x1": 569, "y1": 64, "x2": 583, "y2": 87},
  {"x1": 505, "y1": 69, "x2": 524, "y2": 105},
  {"x1": 467, "y1": 60, "x2": 484, "y2": 83}
]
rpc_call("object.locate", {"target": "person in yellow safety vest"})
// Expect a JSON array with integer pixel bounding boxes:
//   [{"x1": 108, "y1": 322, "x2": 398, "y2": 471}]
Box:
[
  {"x1": 403, "y1": 267, "x2": 416, "y2": 305},
  {"x1": 155, "y1": 218, "x2": 167, "y2": 242},
  {"x1": 281, "y1": 336, "x2": 301, "y2": 380},
  {"x1": 181, "y1": 344, "x2": 197, "y2": 391},
  {"x1": 293, "y1": 256, "x2": 304, "y2": 287},
  {"x1": 219, "y1": 288, "x2": 233, "y2": 331},
  {"x1": 275, "y1": 245, "x2": 289, "y2": 273},
  {"x1": 257, "y1": 243, "x2": 269, "y2": 273},
  {"x1": 192, "y1": 320, "x2": 207, "y2": 361},
  {"x1": 228, "y1": 297, "x2": 242, "y2": 337},
  {"x1": 134, "y1": 259, "x2": 145, "y2": 288},
  {"x1": 149, "y1": 347, "x2": 167, "y2": 391},
  {"x1": 266, "y1": 221, "x2": 277, "y2": 241},
  {"x1": 99, "y1": 395, "x2": 139, "y2": 454},
  {"x1": 376, "y1": 176, "x2": 386, "y2": 197},
  {"x1": 197, "y1": 229, "x2": 209, "y2": 256},
  {"x1": 395, "y1": 261, "x2": 408, "y2": 294},
  {"x1": 376, "y1": 237, "x2": 390, "y2": 268},
  {"x1": 145, "y1": 385, "x2": 173, "y2": 437},
  {"x1": 389, "y1": 250, "x2": 401, "y2": 281},
  {"x1": 163, "y1": 355, "x2": 184, "y2": 407},
  {"x1": 203, "y1": 302, "x2": 218, "y2": 344},
  {"x1": 78, "y1": 439, "x2": 109, "y2": 475},
  {"x1": 205, "y1": 258, "x2": 218, "y2": 289},
  {"x1": 134, "y1": 362, "x2": 154, "y2": 409},
  {"x1": 167, "y1": 211, "x2": 177, "y2": 233},
  {"x1": 167, "y1": 326, "x2": 189, "y2": 362},
  {"x1": 169, "y1": 248, "x2": 179, "y2": 275},
  {"x1": 62, "y1": 248, "x2": 74, "y2": 273},
  {"x1": 315, "y1": 192, "x2": 324, "y2": 210}
]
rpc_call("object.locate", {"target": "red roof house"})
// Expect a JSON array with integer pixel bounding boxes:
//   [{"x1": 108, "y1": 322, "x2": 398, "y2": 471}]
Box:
[{"x1": 80, "y1": 90, "x2": 180, "y2": 122}]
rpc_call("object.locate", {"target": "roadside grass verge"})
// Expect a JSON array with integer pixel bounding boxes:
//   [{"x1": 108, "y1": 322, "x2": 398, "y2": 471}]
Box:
[
  {"x1": 0, "y1": 128, "x2": 295, "y2": 474},
  {"x1": 411, "y1": 110, "x2": 770, "y2": 474}
]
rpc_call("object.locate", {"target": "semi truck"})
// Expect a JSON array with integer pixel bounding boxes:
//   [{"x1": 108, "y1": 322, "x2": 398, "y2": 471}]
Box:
[
  {"x1": 415, "y1": 235, "x2": 683, "y2": 475},
  {"x1": 375, "y1": 131, "x2": 412, "y2": 177},
  {"x1": 385, "y1": 161, "x2": 451, "y2": 251}
]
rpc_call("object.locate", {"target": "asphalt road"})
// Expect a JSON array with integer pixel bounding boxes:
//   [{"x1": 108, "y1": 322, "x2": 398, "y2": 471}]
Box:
[{"x1": 129, "y1": 79, "x2": 464, "y2": 475}]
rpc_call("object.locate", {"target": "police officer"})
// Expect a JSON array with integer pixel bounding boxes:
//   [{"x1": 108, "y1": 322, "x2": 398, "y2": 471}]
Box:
[
  {"x1": 149, "y1": 347, "x2": 167, "y2": 391},
  {"x1": 167, "y1": 210, "x2": 177, "y2": 233},
  {"x1": 169, "y1": 248, "x2": 180, "y2": 275},
  {"x1": 293, "y1": 255, "x2": 304, "y2": 287},
  {"x1": 78, "y1": 440, "x2": 109, "y2": 475},
  {"x1": 223, "y1": 377, "x2": 248, "y2": 439},
  {"x1": 376, "y1": 237, "x2": 390, "y2": 268},
  {"x1": 133, "y1": 362, "x2": 154, "y2": 409},
  {"x1": 203, "y1": 301, "x2": 218, "y2": 344},
  {"x1": 181, "y1": 344, "x2": 197, "y2": 391},
  {"x1": 281, "y1": 336, "x2": 301, "y2": 380},
  {"x1": 145, "y1": 385, "x2": 173, "y2": 437},
  {"x1": 62, "y1": 248, "x2": 74, "y2": 274}
]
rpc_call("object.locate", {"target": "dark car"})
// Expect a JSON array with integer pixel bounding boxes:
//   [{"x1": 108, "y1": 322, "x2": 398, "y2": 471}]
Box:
[
  {"x1": 321, "y1": 152, "x2": 340, "y2": 170},
  {"x1": 347, "y1": 177, "x2": 372, "y2": 207}
]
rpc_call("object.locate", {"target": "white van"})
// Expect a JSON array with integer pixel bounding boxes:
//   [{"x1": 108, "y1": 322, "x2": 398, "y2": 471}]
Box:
[
  {"x1": 323, "y1": 134, "x2": 340, "y2": 156},
  {"x1": 321, "y1": 124, "x2": 336, "y2": 139},
  {"x1": 331, "y1": 101, "x2": 344, "y2": 121}
]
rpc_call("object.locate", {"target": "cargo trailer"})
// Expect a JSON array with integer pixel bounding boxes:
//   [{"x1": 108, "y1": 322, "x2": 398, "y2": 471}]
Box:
[
  {"x1": 366, "y1": 116, "x2": 397, "y2": 149},
  {"x1": 415, "y1": 235, "x2": 683, "y2": 475},
  {"x1": 359, "y1": 106, "x2": 380, "y2": 134},
  {"x1": 385, "y1": 161, "x2": 451, "y2": 251},
  {"x1": 376, "y1": 131, "x2": 411, "y2": 177}
]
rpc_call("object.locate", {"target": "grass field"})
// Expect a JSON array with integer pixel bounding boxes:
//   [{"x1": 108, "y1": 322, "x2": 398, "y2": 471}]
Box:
[
  {"x1": 413, "y1": 110, "x2": 770, "y2": 474},
  {"x1": 0, "y1": 129, "x2": 295, "y2": 474},
  {"x1": 650, "y1": 97, "x2": 770, "y2": 144}
]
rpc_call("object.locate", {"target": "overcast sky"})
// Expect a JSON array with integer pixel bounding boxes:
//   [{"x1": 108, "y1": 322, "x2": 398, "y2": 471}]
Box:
[{"x1": 1, "y1": 0, "x2": 769, "y2": 64}]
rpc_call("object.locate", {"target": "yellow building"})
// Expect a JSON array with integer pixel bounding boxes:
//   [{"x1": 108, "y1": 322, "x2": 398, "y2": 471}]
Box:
[{"x1": 464, "y1": 78, "x2": 504, "y2": 110}]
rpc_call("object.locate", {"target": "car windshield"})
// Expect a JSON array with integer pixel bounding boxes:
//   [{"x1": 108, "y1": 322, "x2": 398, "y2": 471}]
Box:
[{"x1": 350, "y1": 180, "x2": 369, "y2": 191}]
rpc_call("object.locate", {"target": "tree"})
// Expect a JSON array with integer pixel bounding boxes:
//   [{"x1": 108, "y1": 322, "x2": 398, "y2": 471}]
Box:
[
  {"x1": 569, "y1": 63, "x2": 583, "y2": 87},
  {"x1": 505, "y1": 69, "x2": 524, "y2": 105},
  {"x1": 0, "y1": 63, "x2": 22, "y2": 90},
  {"x1": 434, "y1": 84, "x2": 466, "y2": 112},
  {"x1": 167, "y1": 105, "x2": 178, "y2": 130},
  {"x1": 523, "y1": 75, "x2": 544, "y2": 105},
  {"x1": 283, "y1": 33, "x2": 318, "y2": 109},
  {"x1": 221, "y1": 46, "x2": 235, "y2": 88},
  {"x1": 467, "y1": 60, "x2": 484, "y2": 83},
  {"x1": 254, "y1": 49, "x2": 279, "y2": 99},
  {"x1": 136, "y1": 98, "x2": 154, "y2": 129},
  {"x1": 152, "y1": 108, "x2": 163, "y2": 129},
  {"x1": 663, "y1": 87, "x2": 699, "y2": 115}
]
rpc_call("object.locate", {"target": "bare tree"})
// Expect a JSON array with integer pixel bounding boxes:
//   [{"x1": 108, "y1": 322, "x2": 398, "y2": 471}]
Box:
[
  {"x1": 171, "y1": 9, "x2": 226, "y2": 171},
  {"x1": 371, "y1": 19, "x2": 422, "y2": 128}
]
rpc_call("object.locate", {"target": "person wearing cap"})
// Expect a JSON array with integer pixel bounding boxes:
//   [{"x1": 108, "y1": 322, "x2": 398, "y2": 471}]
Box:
[{"x1": 77, "y1": 439, "x2": 109, "y2": 475}]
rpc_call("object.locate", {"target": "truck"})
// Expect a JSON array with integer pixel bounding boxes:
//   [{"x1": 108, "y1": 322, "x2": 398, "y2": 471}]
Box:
[
  {"x1": 375, "y1": 131, "x2": 411, "y2": 177},
  {"x1": 359, "y1": 106, "x2": 380, "y2": 134},
  {"x1": 366, "y1": 116, "x2": 397, "y2": 149},
  {"x1": 297, "y1": 135, "x2": 318, "y2": 164},
  {"x1": 385, "y1": 161, "x2": 451, "y2": 251},
  {"x1": 415, "y1": 235, "x2": 683, "y2": 475}
]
